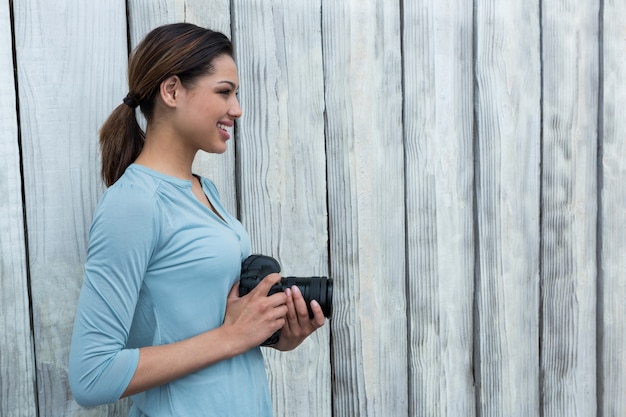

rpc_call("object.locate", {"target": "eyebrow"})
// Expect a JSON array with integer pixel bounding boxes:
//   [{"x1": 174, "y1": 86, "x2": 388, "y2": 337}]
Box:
[{"x1": 218, "y1": 80, "x2": 239, "y2": 89}]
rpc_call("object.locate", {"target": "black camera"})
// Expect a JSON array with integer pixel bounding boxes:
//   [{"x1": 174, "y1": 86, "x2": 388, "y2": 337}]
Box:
[{"x1": 239, "y1": 254, "x2": 333, "y2": 346}]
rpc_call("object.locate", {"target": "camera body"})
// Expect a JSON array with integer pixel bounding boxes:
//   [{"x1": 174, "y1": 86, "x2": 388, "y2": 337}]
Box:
[{"x1": 239, "y1": 254, "x2": 333, "y2": 346}]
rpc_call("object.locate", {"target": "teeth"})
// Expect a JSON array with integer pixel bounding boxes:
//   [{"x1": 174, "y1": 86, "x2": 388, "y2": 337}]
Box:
[{"x1": 218, "y1": 123, "x2": 231, "y2": 132}]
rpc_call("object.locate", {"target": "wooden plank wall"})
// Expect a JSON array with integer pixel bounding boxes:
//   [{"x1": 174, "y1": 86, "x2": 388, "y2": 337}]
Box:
[
  {"x1": 2, "y1": 1, "x2": 626, "y2": 416},
  {"x1": 323, "y1": 2, "x2": 407, "y2": 416},
  {"x1": 474, "y1": 1, "x2": 542, "y2": 415},
  {"x1": 402, "y1": 0, "x2": 476, "y2": 415},
  {"x1": 0, "y1": 3, "x2": 37, "y2": 417},
  {"x1": 600, "y1": 0, "x2": 626, "y2": 414},
  {"x1": 541, "y1": 1, "x2": 598, "y2": 416}
]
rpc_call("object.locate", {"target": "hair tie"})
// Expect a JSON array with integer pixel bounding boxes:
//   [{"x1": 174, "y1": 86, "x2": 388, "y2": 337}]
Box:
[{"x1": 123, "y1": 92, "x2": 139, "y2": 108}]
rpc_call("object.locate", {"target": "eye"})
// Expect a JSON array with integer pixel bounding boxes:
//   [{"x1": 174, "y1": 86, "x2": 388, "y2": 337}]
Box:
[{"x1": 219, "y1": 89, "x2": 232, "y2": 96}]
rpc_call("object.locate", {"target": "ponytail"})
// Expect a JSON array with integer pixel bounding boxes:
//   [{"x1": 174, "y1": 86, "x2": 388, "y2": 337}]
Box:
[{"x1": 99, "y1": 103, "x2": 145, "y2": 187}]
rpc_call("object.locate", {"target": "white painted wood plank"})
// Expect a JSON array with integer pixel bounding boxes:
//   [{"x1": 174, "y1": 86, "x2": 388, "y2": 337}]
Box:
[
  {"x1": 474, "y1": 1, "x2": 541, "y2": 416},
  {"x1": 0, "y1": 4, "x2": 37, "y2": 417},
  {"x1": 402, "y1": 1, "x2": 476, "y2": 415},
  {"x1": 231, "y1": 2, "x2": 331, "y2": 417},
  {"x1": 127, "y1": 0, "x2": 236, "y2": 214},
  {"x1": 322, "y1": 1, "x2": 407, "y2": 416},
  {"x1": 540, "y1": 1, "x2": 599, "y2": 415},
  {"x1": 13, "y1": 1, "x2": 130, "y2": 415},
  {"x1": 600, "y1": 1, "x2": 626, "y2": 415}
]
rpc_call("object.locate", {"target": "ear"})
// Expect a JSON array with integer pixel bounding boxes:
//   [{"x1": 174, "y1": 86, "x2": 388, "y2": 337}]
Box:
[{"x1": 159, "y1": 75, "x2": 182, "y2": 108}]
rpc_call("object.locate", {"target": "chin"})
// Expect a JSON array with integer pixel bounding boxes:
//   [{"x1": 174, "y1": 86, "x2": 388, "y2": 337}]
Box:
[
  {"x1": 198, "y1": 140, "x2": 228, "y2": 155},
  {"x1": 205, "y1": 145, "x2": 228, "y2": 154}
]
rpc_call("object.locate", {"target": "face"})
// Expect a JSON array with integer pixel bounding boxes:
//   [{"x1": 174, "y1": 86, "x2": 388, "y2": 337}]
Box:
[{"x1": 174, "y1": 54, "x2": 242, "y2": 154}]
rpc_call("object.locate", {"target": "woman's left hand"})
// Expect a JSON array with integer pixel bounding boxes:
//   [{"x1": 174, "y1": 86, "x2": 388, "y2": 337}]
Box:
[{"x1": 272, "y1": 285, "x2": 326, "y2": 351}]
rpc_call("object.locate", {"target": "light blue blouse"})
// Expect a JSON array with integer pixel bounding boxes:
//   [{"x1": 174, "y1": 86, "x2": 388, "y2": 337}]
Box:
[{"x1": 69, "y1": 164, "x2": 272, "y2": 416}]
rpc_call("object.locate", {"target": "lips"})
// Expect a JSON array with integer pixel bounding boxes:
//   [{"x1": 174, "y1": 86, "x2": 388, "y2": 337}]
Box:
[{"x1": 217, "y1": 122, "x2": 233, "y2": 139}]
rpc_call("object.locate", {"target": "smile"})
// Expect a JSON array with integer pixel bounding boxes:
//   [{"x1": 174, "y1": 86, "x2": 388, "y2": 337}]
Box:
[{"x1": 217, "y1": 122, "x2": 232, "y2": 134}]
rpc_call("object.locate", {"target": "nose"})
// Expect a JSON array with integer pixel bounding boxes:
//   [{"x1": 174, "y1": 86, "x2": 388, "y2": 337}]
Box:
[{"x1": 229, "y1": 96, "x2": 242, "y2": 119}]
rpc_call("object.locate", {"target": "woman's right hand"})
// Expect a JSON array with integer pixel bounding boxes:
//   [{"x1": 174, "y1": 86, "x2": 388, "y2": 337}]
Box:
[{"x1": 222, "y1": 273, "x2": 288, "y2": 350}]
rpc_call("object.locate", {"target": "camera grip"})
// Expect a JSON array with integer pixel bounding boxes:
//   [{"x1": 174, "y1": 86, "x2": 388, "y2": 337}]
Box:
[{"x1": 239, "y1": 255, "x2": 283, "y2": 346}]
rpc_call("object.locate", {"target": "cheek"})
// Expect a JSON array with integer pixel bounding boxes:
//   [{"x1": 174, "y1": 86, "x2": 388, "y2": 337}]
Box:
[
  {"x1": 197, "y1": 101, "x2": 219, "y2": 121},
  {"x1": 188, "y1": 104, "x2": 215, "y2": 126}
]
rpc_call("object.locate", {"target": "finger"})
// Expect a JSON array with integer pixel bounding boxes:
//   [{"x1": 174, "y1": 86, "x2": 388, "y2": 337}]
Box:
[
  {"x1": 284, "y1": 287, "x2": 297, "y2": 322},
  {"x1": 309, "y1": 300, "x2": 326, "y2": 327},
  {"x1": 275, "y1": 288, "x2": 293, "y2": 335},
  {"x1": 290, "y1": 286, "x2": 311, "y2": 320},
  {"x1": 252, "y1": 272, "x2": 282, "y2": 296},
  {"x1": 262, "y1": 273, "x2": 288, "y2": 306},
  {"x1": 272, "y1": 305, "x2": 289, "y2": 325}
]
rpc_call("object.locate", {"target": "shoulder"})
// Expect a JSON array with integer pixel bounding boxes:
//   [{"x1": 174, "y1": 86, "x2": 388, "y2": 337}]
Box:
[
  {"x1": 91, "y1": 167, "x2": 162, "y2": 239},
  {"x1": 104, "y1": 166, "x2": 161, "y2": 205}
]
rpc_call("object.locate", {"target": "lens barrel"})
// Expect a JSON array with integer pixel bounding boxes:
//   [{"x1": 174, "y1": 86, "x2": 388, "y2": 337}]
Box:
[{"x1": 280, "y1": 276, "x2": 333, "y2": 318}]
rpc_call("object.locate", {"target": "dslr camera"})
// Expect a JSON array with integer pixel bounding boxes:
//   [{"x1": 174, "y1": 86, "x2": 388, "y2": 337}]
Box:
[{"x1": 239, "y1": 254, "x2": 333, "y2": 346}]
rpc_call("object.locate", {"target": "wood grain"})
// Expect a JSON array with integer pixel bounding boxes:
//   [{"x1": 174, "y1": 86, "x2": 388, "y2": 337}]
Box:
[
  {"x1": 322, "y1": 1, "x2": 408, "y2": 416},
  {"x1": 0, "y1": 3, "x2": 37, "y2": 417},
  {"x1": 402, "y1": 0, "x2": 476, "y2": 415},
  {"x1": 474, "y1": 0, "x2": 542, "y2": 415},
  {"x1": 13, "y1": 0, "x2": 130, "y2": 415},
  {"x1": 540, "y1": 1, "x2": 599, "y2": 415},
  {"x1": 232, "y1": 1, "x2": 331, "y2": 417},
  {"x1": 600, "y1": 0, "x2": 626, "y2": 415}
]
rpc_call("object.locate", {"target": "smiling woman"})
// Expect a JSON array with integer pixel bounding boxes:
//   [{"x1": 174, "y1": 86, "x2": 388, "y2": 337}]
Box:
[{"x1": 68, "y1": 22, "x2": 326, "y2": 417}]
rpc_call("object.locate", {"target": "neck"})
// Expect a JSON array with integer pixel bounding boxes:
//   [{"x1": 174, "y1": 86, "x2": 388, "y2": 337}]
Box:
[{"x1": 135, "y1": 128, "x2": 197, "y2": 180}]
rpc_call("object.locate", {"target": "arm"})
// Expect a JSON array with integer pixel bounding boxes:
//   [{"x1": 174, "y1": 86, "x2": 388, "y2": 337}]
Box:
[
  {"x1": 122, "y1": 273, "x2": 288, "y2": 397},
  {"x1": 69, "y1": 190, "x2": 154, "y2": 406}
]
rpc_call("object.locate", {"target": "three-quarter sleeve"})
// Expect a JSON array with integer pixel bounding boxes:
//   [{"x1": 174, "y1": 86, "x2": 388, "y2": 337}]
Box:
[{"x1": 68, "y1": 184, "x2": 159, "y2": 407}]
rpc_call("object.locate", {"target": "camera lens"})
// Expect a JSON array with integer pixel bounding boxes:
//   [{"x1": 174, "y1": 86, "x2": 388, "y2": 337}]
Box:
[{"x1": 281, "y1": 276, "x2": 333, "y2": 318}]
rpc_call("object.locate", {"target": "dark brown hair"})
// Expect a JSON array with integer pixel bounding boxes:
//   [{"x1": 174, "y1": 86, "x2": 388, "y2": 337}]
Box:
[{"x1": 99, "y1": 23, "x2": 233, "y2": 186}]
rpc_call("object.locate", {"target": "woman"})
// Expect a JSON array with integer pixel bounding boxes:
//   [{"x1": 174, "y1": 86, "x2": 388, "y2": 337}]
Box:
[{"x1": 69, "y1": 22, "x2": 325, "y2": 416}]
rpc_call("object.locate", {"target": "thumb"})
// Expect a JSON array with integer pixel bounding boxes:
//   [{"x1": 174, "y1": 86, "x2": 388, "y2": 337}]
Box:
[
  {"x1": 228, "y1": 281, "x2": 241, "y2": 300},
  {"x1": 252, "y1": 272, "x2": 282, "y2": 296}
]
